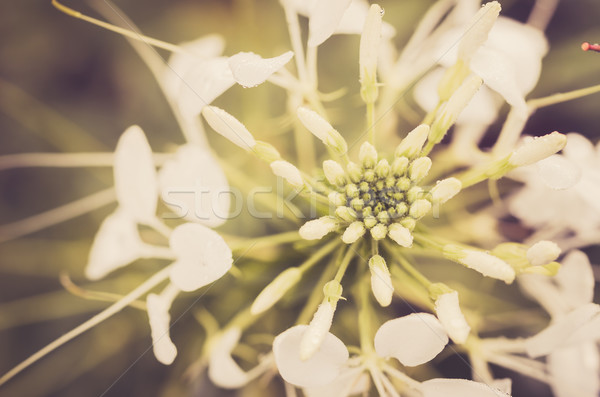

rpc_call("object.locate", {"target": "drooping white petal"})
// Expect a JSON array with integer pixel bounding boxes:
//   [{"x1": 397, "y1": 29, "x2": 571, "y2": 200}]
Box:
[
  {"x1": 536, "y1": 155, "x2": 581, "y2": 190},
  {"x1": 526, "y1": 303, "x2": 600, "y2": 358},
  {"x1": 228, "y1": 51, "x2": 294, "y2": 88},
  {"x1": 202, "y1": 106, "x2": 257, "y2": 151},
  {"x1": 421, "y1": 378, "x2": 511, "y2": 397},
  {"x1": 168, "y1": 223, "x2": 232, "y2": 292},
  {"x1": 270, "y1": 160, "x2": 304, "y2": 187},
  {"x1": 159, "y1": 144, "x2": 230, "y2": 228},
  {"x1": 374, "y1": 313, "x2": 448, "y2": 366},
  {"x1": 307, "y1": 0, "x2": 353, "y2": 47},
  {"x1": 208, "y1": 328, "x2": 251, "y2": 389},
  {"x1": 273, "y1": 325, "x2": 349, "y2": 388},
  {"x1": 547, "y1": 344, "x2": 600, "y2": 397},
  {"x1": 555, "y1": 250, "x2": 595, "y2": 308},
  {"x1": 113, "y1": 125, "x2": 158, "y2": 223},
  {"x1": 147, "y1": 293, "x2": 177, "y2": 365},
  {"x1": 435, "y1": 291, "x2": 471, "y2": 344},
  {"x1": 86, "y1": 209, "x2": 143, "y2": 280}
]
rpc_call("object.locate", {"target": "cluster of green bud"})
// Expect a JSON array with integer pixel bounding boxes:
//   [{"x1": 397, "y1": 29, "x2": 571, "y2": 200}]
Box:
[{"x1": 320, "y1": 125, "x2": 448, "y2": 247}]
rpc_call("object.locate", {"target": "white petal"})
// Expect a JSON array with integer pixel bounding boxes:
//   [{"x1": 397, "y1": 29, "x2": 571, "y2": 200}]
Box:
[
  {"x1": 563, "y1": 133, "x2": 596, "y2": 163},
  {"x1": 556, "y1": 250, "x2": 595, "y2": 308},
  {"x1": 208, "y1": 328, "x2": 251, "y2": 389},
  {"x1": 158, "y1": 144, "x2": 230, "y2": 228},
  {"x1": 307, "y1": 0, "x2": 352, "y2": 47},
  {"x1": 173, "y1": 57, "x2": 235, "y2": 118},
  {"x1": 421, "y1": 378, "x2": 511, "y2": 397},
  {"x1": 457, "y1": 1, "x2": 501, "y2": 63},
  {"x1": 147, "y1": 293, "x2": 177, "y2": 365},
  {"x1": 435, "y1": 292, "x2": 471, "y2": 344},
  {"x1": 303, "y1": 366, "x2": 368, "y2": 397},
  {"x1": 228, "y1": 51, "x2": 294, "y2": 88},
  {"x1": 536, "y1": 155, "x2": 581, "y2": 190},
  {"x1": 273, "y1": 325, "x2": 349, "y2": 388},
  {"x1": 526, "y1": 303, "x2": 600, "y2": 358},
  {"x1": 202, "y1": 106, "x2": 256, "y2": 151},
  {"x1": 374, "y1": 313, "x2": 448, "y2": 366},
  {"x1": 548, "y1": 344, "x2": 600, "y2": 397},
  {"x1": 86, "y1": 209, "x2": 142, "y2": 280},
  {"x1": 168, "y1": 223, "x2": 232, "y2": 292},
  {"x1": 164, "y1": 34, "x2": 226, "y2": 100},
  {"x1": 388, "y1": 224, "x2": 413, "y2": 247},
  {"x1": 113, "y1": 125, "x2": 158, "y2": 223}
]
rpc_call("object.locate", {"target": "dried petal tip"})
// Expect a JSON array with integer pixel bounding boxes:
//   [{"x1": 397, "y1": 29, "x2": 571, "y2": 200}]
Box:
[
  {"x1": 581, "y1": 42, "x2": 600, "y2": 52},
  {"x1": 526, "y1": 241, "x2": 561, "y2": 266}
]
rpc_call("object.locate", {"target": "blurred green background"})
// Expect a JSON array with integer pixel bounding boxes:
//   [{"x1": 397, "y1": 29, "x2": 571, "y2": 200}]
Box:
[{"x1": 1, "y1": 0, "x2": 599, "y2": 396}]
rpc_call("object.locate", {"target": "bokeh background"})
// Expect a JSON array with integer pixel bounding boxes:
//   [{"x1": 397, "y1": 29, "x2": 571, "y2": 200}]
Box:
[{"x1": 1, "y1": 0, "x2": 599, "y2": 396}]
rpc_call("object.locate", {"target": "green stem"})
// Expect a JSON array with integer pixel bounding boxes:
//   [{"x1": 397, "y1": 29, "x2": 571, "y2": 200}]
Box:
[
  {"x1": 527, "y1": 83, "x2": 600, "y2": 110},
  {"x1": 0, "y1": 266, "x2": 172, "y2": 387},
  {"x1": 357, "y1": 274, "x2": 374, "y2": 354},
  {"x1": 333, "y1": 244, "x2": 357, "y2": 283}
]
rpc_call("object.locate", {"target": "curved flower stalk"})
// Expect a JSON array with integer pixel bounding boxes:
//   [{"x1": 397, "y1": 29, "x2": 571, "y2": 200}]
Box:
[{"x1": 2, "y1": 1, "x2": 599, "y2": 396}]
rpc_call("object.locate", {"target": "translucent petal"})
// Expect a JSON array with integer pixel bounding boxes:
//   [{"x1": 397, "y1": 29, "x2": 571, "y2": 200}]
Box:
[
  {"x1": 168, "y1": 223, "x2": 232, "y2": 291},
  {"x1": 536, "y1": 155, "x2": 581, "y2": 190},
  {"x1": 174, "y1": 57, "x2": 235, "y2": 118},
  {"x1": 303, "y1": 367, "x2": 368, "y2": 397},
  {"x1": 307, "y1": 0, "x2": 352, "y2": 47},
  {"x1": 374, "y1": 313, "x2": 448, "y2": 366},
  {"x1": 208, "y1": 328, "x2": 251, "y2": 389},
  {"x1": 164, "y1": 34, "x2": 226, "y2": 101},
  {"x1": 158, "y1": 144, "x2": 230, "y2": 227},
  {"x1": 147, "y1": 293, "x2": 177, "y2": 365},
  {"x1": 548, "y1": 344, "x2": 600, "y2": 397},
  {"x1": 526, "y1": 303, "x2": 600, "y2": 358},
  {"x1": 421, "y1": 378, "x2": 511, "y2": 397},
  {"x1": 86, "y1": 209, "x2": 142, "y2": 280},
  {"x1": 273, "y1": 325, "x2": 349, "y2": 388},
  {"x1": 228, "y1": 51, "x2": 294, "y2": 88},
  {"x1": 113, "y1": 125, "x2": 158, "y2": 223},
  {"x1": 563, "y1": 133, "x2": 596, "y2": 165},
  {"x1": 555, "y1": 250, "x2": 595, "y2": 308}
]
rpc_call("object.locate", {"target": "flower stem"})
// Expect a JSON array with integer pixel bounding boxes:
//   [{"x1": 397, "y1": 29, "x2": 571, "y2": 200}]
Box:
[
  {"x1": 527, "y1": 83, "x2": 600, "y2": 110},
  {"x1": 0, "y1": 266, "x2": 172, "y2": 387}
]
